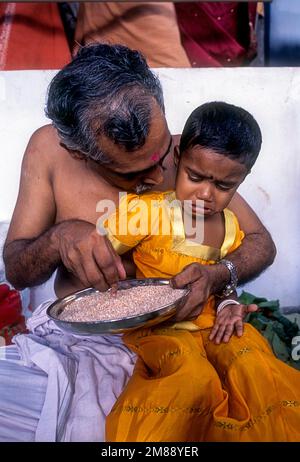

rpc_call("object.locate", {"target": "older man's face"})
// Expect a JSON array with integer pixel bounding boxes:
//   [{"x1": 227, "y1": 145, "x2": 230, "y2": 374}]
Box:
[{"x1": 94, "y1": 105, "x2": 172, "y2": 193}]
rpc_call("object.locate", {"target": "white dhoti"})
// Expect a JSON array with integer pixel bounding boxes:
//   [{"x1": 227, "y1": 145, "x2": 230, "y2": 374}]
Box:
[{"x1": 0, "y1": 297, "x2": 136, "y2": 441}]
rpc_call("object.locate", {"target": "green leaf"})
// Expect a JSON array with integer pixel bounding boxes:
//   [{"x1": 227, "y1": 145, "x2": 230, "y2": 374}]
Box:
[{"x1": 239, "y1": 291, "x2": 300, "y2": 371}]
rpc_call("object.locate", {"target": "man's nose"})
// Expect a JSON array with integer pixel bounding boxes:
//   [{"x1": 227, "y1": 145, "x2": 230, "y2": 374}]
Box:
[
  {"x1": 196, "y1": 181, "x2": 214, "y2": 201},
  {"x1": 142, "y1": 165, "x2": 164, "y2": 186}
]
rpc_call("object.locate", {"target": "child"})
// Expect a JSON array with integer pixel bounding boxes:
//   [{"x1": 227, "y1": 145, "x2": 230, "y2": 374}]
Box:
[
  {"x1": 103, "y1": 101, "x2": 259, "y2": 339},
  {"x1": 104, "y1": 102, "x2": 300, "y2": 442}
]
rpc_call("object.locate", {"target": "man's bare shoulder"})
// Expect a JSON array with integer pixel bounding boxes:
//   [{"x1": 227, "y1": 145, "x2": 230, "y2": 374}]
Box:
[
  {"x1": 22, "y1": 124, "x2": 70, "y2": 178},
  {"x1": 25, "y1": 124, "x2": 65, "y2": 162}
]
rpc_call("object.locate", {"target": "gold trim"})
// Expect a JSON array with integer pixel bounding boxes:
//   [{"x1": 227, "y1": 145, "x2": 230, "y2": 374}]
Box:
[
  {"x1": 108, "y1": 235, "x2": 133, "y2": 255},
  {"x1": 220, "y1": 209, "x2": 237, "y2": 259},
  {"x1": 111, "y1": 404, "x2": 212, "y2": 417},
  {"x1": 214, "y1": 400, "x2": 300, "y2": 432},
  {"x1": 111, "y1": 399, "x2": 300, "y2": 424},
  {"x1": 169, "y1": 195, "x2": 237, "y2": 261}
]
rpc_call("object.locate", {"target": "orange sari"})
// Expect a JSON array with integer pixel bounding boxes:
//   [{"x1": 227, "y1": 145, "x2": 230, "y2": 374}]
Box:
[{"x1": 105, "y1": 191, "x2": 300, "y2": 442}]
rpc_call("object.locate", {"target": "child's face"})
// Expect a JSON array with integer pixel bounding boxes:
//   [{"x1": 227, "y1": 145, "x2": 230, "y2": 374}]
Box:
[{"x1": 175, "y1": 146, "x2": 248, "y2": 217}]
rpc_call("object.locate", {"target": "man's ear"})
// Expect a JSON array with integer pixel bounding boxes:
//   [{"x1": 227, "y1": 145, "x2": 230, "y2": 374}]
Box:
[{"x1": 174, "y1": 145, "x2": 180, "y2": 168}]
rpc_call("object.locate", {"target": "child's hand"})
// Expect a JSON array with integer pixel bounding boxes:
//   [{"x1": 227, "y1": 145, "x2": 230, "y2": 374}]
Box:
[{"x1": 209, "y1": 303, "x2": 258, "y2": 344}]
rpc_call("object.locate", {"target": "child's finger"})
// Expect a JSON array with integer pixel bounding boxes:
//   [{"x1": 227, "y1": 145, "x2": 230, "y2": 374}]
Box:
[
  {"x1": 209, "y1": 320, "x2": 221, "y2": 340},
  {"x1": 214, "y1": 323, "x2": 227, "y2": 344},
  {"x1": 246, "y1": 303, "x2": 258, "y2": 313},
  {"x1": 221, "y1": 324, "x2": 235, "y2": 343},
  {"x1": 234, "y1": 319, "x2": 244, "y2": 337}
]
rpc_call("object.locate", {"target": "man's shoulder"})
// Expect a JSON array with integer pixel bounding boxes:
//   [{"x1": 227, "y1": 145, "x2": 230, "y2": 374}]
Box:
[
  {"x1": 26, "y1": 124, "x2": 61, "y2": 156},
  {"x1": 23, "y1": 124, "x2": 68, "y2": 172}
]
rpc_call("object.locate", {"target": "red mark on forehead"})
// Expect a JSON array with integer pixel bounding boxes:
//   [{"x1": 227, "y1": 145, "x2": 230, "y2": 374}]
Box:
[{"x1": 151, "y1": 153, "x2": 160, "y2": 162}]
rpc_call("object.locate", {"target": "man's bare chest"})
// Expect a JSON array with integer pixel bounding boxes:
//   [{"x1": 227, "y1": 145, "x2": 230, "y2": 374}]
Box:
[{"x1": 53, "y1": 160, "x2": 120, "y2": 225}]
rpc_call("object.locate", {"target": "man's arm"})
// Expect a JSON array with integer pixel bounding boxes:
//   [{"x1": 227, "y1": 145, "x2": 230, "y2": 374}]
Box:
[
  {"x1": 171, "y1": 192, "x2": 276, "y2": 321},
  {"x1": 225, "y1": 191, "x2": 276, "y2": 282},
  {"x1": 3, "y1": 127, "x2": 125, "y2": 291},
  {"x1": 3, "y1": 127, "x2": 59, "y2": 289}
]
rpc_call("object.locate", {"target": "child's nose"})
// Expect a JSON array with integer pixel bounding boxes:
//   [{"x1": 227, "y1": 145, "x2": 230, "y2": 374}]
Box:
[{"x1": 196, "y1": 181, "x2": 213, "y2": 201}]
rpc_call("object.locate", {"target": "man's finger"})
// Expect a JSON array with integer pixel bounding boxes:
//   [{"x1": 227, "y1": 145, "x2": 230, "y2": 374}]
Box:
[
  {"x1": 107, "y1": 241, "x2": 126, "y2": 280},
  {"x1": 61, "y1": 247, "x2": 91, "y2": 287},
  {"x1": 174, "y1": 296, "x2": 204, "y2": 321},
  {"x1": 115, "y1": 255, "x2": 126, "y2": 280},
  {"x1": 81, "y1": 256, "x2": 110, "y2": 291},
  {"x1": 93, "y1": 243, "x2": 121, "y2": 287},
  {"x1": 174, "y1": 279, "x2": 208, "y2": 319},
  {"x1": 170, "y1": 263, "x2": 202, "y2": 289}
]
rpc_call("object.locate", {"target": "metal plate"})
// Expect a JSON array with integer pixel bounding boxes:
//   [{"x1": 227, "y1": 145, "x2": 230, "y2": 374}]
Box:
[{"x1": 46, "y1": 278, "x2": 190, "y2": 335}]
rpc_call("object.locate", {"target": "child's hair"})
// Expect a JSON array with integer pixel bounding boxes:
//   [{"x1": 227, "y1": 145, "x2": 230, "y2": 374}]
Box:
[{"x1": 179, "y1": 101, "x2": 262, "y2": 170}]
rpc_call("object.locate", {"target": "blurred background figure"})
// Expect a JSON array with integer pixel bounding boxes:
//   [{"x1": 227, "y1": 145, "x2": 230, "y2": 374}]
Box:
[
  {"x1": 74, "y1": 2, "x2": 191, "y2": 67},
  {"x1": 1, "y1": 2, "x2": 300, "y2": 70},
  {"x1": 73, "y1": 1, "x2": 261, "y2": 67},
  {"x1": 174, "y1": 1, "x2": 259, "y2": 67}
]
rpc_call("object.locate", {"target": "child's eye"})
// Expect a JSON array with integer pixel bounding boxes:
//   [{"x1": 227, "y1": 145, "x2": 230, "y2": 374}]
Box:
[
  {"x1": 188, "y1": 175, "x2": 202, "y2": 182},
  {"x1": 216, "y1": 183, "x2": 232, "y2": 191}
]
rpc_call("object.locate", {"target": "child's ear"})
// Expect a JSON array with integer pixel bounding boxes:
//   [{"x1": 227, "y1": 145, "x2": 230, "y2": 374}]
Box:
[{"x1": 174, "y1": 145, "x2": 180, "y2": 167}]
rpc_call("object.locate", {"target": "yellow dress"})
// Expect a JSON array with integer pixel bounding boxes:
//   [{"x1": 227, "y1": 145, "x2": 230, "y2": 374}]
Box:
[{"x1": 104, "y1": 191, "x2": 300, "y2": 442}]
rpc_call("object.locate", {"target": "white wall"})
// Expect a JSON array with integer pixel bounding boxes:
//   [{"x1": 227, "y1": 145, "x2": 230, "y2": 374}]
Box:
[{"x1": 0, "y1": 68, "x2": 299, "y2": 307}]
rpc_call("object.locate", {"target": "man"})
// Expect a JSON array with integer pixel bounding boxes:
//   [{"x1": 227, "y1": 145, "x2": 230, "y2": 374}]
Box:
[
  {"x1": 0, "y1": 44, "x2": 275, "y2": 441},
  {"x1": 3, "y1": 43, "x2": 275, "y2": 319}
]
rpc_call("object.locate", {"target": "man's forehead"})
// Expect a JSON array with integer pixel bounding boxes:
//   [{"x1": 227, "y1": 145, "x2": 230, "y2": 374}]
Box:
[{"x1": 112, "y1": 134, "x2": 172, "y2": 171}]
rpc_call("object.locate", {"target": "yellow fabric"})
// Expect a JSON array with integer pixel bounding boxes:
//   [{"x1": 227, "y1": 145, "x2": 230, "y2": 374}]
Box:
[
  {"x1": 105, "y1": 190, "x2": 300, "y2": 442},
  {"x1": 105, "y1": 191, "x2": 244, "y2": 281}
]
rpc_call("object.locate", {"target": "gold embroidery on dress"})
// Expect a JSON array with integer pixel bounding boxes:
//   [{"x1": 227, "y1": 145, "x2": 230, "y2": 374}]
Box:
[
  {"x1": 114, "y1": 404, "x2": 213, "y2": 416},
  {"x1": 214, "y1": 400, "x2": 300, "y2": 431},
  {"x1": 282, "y1": 400, "x2": 300, "y2": 407}
]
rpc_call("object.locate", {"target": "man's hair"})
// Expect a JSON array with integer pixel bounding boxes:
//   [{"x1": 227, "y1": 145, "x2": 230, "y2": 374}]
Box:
[
  {"x1": 46, "y1": 43, "x2": 165, "y2": 163},
  {"x1": 179, "y1": 101, "x2": 262, "y2": 170}
]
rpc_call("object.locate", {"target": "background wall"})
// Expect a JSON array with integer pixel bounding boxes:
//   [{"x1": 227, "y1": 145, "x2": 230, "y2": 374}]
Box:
[{"x1": 0, "y1": 68, "x2": 299, "y2": 308}]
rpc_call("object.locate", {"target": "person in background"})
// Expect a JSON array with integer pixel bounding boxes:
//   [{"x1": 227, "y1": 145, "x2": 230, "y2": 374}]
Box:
[
  {"x1": 175, "y1": 1, "x2": 259, "y2": 67},
  {"x1": 74, "y1": 2, "x2": 191, "y2": 67},
  {"x1": 73, "y1": 2, "x2": 261, "y2": 68}
]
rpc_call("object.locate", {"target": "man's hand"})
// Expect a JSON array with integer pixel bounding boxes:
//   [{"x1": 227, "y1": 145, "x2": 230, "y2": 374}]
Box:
[
  {"x1": 55, "y1": 219, "x2": 126, "y2": 291},
  {"x1": 209, "y1": 303, "x2": 258, "y2": 344},
  {"x1": 170, "y1": 263, "x2": 228, "y2": 321}
]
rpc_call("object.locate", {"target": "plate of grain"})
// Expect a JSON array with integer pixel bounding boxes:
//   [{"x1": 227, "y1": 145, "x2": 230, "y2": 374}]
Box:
[{"x1": 46, "y1": 278, "x2": 190, "y2": 335}]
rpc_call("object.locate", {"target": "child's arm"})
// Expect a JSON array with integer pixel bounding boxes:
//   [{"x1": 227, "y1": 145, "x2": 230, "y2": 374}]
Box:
[{"x1": 209, "y1": 292, "x2": 258, "y2": 344}]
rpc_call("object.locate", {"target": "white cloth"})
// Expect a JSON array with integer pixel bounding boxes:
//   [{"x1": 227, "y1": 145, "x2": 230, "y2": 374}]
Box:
[
  {"x1": 29, "y1": 270, "x2": 57, "y2": 312},
  {"x1": 0, "y1": 299, "x2": 136, "y2": 442},
  {"x1": 0, "y1": 345, "x2": 48, "y2": 442}
]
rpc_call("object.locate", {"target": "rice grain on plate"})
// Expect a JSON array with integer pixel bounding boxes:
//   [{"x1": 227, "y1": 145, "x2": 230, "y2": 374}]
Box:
[{"x1": 58, "y1": 285, "x2": 186, "y2": 322}]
